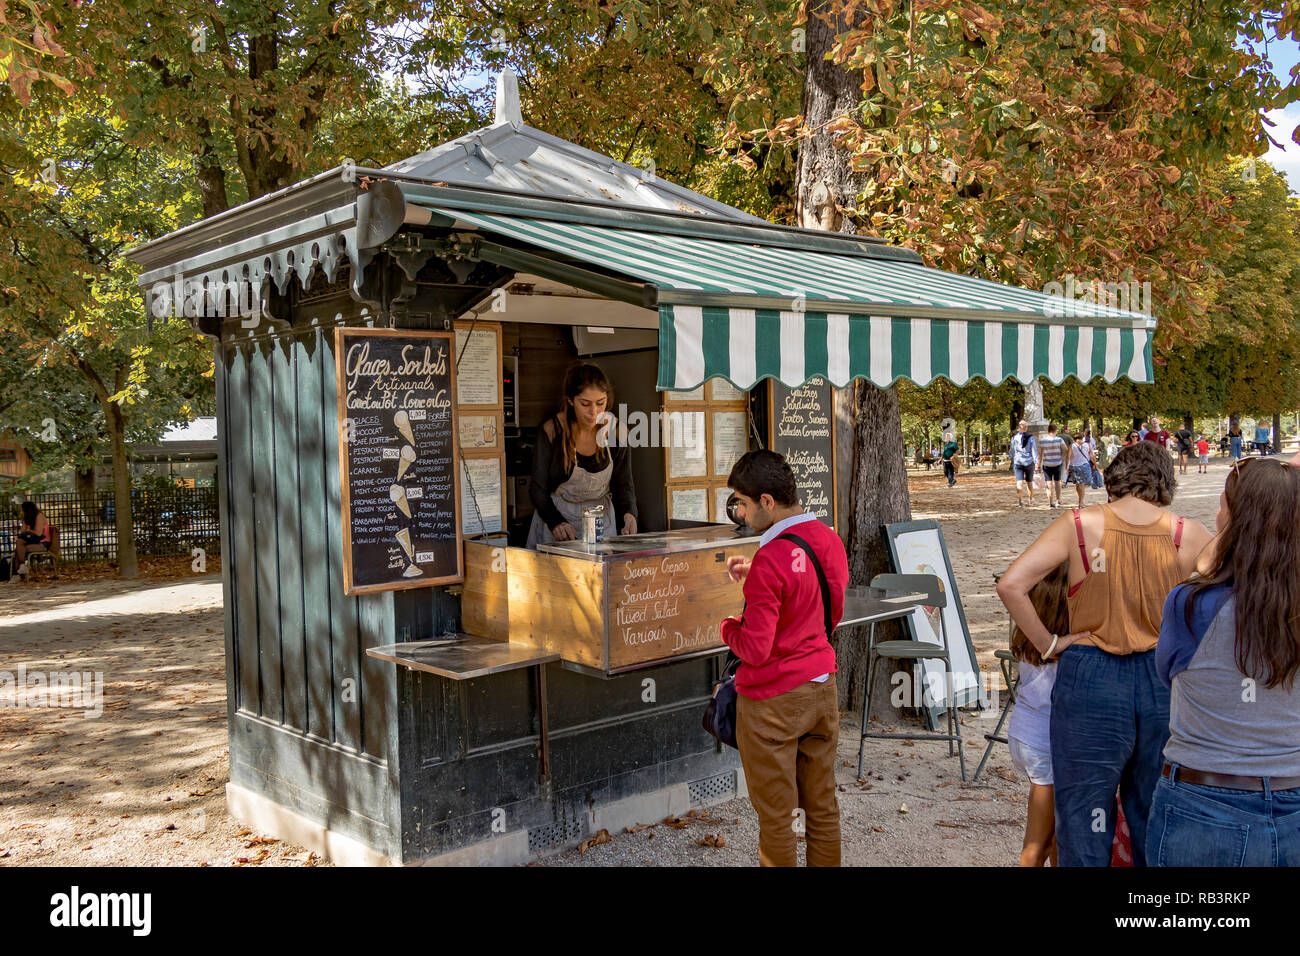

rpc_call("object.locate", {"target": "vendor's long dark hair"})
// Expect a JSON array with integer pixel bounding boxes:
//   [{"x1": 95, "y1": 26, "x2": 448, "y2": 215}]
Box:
[
  {"x1": 1184, "y1": 459, "x2": 1300, "y2": 690},
  {"x1": 558, "y1": 363, "x2": 613, "y2": 473},
  {"x1": 20, "y1": 501, "x2": 39, "y2": 529}
]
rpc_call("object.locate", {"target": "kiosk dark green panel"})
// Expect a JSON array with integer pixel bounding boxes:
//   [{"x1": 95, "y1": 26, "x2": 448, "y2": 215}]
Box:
[{"x1": 210, "y1": 282, "x2": 738, "y2": 864}]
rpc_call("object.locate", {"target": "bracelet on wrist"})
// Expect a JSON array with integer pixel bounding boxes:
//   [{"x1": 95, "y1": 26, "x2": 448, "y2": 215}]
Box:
[{"x1": 1043, "y1": 634, "x2": 1060, "y2": 660}]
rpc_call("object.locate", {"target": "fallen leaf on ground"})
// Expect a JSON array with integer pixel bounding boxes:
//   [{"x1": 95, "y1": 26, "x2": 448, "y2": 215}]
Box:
[
  {"x1": 233, "y1": 848, "x2": 272, "y2": 866},
  {"x1": 695, "y1": 834, "x2": 725, "y2": 850},
  {"x1": 578, "y1": 830, "x2": 611, "y2": 856}
]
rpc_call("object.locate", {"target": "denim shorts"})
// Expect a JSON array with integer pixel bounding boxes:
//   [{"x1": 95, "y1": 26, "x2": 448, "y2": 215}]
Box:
[
  {"x1": 1041, "y1": 463, "x2": 1065, "y2": 482},
  {"x1": 1009, "y1": 738, "x2": 1053, "y2": 786},
  {"x1": 1014, "y1": 463, "x2": 1035, "y2": 481},
  {"x1": 1147, "y1": 768, "x2": 1300, "y2": 867}
]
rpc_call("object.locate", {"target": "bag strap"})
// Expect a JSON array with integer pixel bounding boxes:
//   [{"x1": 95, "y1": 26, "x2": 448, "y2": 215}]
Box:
[
  {"x1": 1073, "y1": 508, "x2": 1090, "y2": 573},
  {"x1": 778, "y1": 531, "x2": 833, "y2": 639}
]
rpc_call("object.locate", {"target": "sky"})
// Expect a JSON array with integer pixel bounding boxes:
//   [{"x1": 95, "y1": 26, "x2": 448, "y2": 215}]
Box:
[{"x1": 1260, "y1": 39, "x2": 1300, "y2": 192}]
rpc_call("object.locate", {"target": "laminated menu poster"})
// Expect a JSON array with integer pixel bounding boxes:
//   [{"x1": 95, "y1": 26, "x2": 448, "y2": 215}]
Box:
[
  {"x1": 769, "y1": 378, "x2": 835, "y2": 523},
  {"x1": 336, "y1": 328, "x2": 463, "y2": 593}
]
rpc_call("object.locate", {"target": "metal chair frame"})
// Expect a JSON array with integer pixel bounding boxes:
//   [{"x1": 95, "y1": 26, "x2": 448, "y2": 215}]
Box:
[
  {"x1": 974, "y1": 569, "x2": 1021, "y2": 782},
  {"x1": 973, "y1": 649, "x2": 1020, "y2": 782},
  {"x1": 857, "y1": 572, "x2": 967, "y2": 781}
]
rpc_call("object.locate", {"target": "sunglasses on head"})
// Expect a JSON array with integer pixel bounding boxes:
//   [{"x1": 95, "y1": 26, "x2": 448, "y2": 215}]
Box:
[{"x1": 1229, "y1": 456, "x2": 1294, "y2": 480}]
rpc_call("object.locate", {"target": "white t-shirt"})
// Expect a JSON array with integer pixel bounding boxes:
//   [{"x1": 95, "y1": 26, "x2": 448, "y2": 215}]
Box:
[{"x1": 1007, "y1": 658, "x2": 1057, "y2": 754}]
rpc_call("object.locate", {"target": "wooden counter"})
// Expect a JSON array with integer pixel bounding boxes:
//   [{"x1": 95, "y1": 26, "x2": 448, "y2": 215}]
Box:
[{"x1": 461, "y1": 526, "x2": 760, "y2": 675}]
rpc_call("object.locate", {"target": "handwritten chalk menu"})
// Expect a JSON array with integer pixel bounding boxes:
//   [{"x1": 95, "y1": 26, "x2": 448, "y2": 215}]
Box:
[
  {"x1": 768, "y1": 378, "x2": 835, "y2": 523},
  {"x1": 606, "y1": 544, "x2": 756, "y2": 669},
  {"x1": 336, "y1": 328, "x2": 463, "y2": 594}
]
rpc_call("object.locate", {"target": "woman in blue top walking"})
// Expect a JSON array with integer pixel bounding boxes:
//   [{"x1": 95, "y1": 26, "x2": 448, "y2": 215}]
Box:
[{"x1": 1151, "y1": 456, "x2": 1300, "y2": 866}]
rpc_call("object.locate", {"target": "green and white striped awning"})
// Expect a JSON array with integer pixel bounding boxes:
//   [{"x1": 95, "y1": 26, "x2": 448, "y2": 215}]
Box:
[{"x1": 425, "y1": 206, "x2": 1155, "y2": 391}]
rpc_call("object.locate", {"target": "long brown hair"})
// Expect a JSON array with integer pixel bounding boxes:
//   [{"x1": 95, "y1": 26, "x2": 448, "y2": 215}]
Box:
[
  {"x1": 1011, "y1": 561, "x2": 1070, "y2": 666},
  {"x1": 558, "y1": 363, "x2": 614, "y2": 473},
  {"x1": 1184, "y1": 458, "x2": 1300, "y2": 690}
]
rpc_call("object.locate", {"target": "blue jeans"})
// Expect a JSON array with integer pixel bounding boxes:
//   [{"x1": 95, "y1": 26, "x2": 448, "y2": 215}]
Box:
[
  {"x1": 1230, "y1": 436, "x2": 1242, "y2": 459},
  {"x1": 1147, "y1": 770, "x2": 1300, "y2": 866},
  {"x1": 1050, "y1": 645, "x2": 1170, "y2": 866}
]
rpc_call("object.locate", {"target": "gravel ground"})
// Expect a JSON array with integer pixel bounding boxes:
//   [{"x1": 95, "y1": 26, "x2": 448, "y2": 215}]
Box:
[
  {"x1": 0, "y1": 575, "x2": 326, "y2": 867},
  {"x1": 1, "y1": 456, "x2": 1231, "y2": 866}
]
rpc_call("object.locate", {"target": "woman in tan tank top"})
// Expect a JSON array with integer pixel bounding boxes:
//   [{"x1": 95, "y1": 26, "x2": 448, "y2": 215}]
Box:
[{"x1": 997, "y1": 442, "x2": 1212, "y2": 866}]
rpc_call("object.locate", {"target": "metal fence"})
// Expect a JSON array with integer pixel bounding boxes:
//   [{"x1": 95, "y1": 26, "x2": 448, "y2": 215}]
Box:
[{"x1": 2, "y1": 488, "x2": 221, "y2": 564}]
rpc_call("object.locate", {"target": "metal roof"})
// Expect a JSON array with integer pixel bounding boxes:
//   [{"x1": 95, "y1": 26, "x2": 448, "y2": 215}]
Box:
[{"x1": 384, "y1": 69, "x2": 767, "y2": 223}]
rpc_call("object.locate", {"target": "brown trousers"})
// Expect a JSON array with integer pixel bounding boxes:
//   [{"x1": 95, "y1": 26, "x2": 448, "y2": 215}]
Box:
[{"x1": 736, "y1": 675, "x2": 842, "y2": 866}]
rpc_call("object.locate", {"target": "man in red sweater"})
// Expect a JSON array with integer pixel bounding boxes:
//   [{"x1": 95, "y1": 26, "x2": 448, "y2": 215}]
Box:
[{"x1": 720, "y1": 450, "x2": 849, "y2": 866}]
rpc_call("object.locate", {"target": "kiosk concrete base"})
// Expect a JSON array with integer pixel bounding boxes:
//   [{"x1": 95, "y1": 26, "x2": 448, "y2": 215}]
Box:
[
  {"x1": 227, "y1": 767, "x2": 749, "y2": 867},
  {"x1": 226, "y1": 782, "x2": 396, "y2": 867}
]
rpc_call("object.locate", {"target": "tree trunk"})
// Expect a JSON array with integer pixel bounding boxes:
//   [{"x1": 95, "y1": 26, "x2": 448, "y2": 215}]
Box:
[
  {"x1": 1273, "y1": 412, "x2": 1282, "y2": 454},
  {"x1": 195, "y1": 118, "x2": 230, "y2": 218},
  {"x1": 74, "y1": 466, "x2": 95, "y2": 524},
  {"x1": 796, "y1": 0, "x2": 913, "y2": 716},
  {"x1": 833, "y1": 385, "x2": 855, "y2": 548},
  {"x1": 105, "y1": 404, "x2": 138, "y2": 579},
  {"x1": 839, "y1": 382, "x2": 913, "y2": 716}
]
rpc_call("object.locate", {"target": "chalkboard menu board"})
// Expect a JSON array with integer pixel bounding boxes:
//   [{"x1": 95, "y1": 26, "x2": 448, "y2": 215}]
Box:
[
  {"x1": 769, "y1": 377, "x2": 836, "y2": 524},
  {"x1": 336, "y1": 328, "x2": 463, "y2": 594}
]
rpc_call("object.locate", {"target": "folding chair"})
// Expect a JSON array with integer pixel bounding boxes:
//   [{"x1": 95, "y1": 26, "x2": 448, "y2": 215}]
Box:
[
  {"x1": 858, "y1": 572, "x2": 966, "y2": 782},
  {"x1": 25, "y1": 526, "x2": 60, "y2": 578}
]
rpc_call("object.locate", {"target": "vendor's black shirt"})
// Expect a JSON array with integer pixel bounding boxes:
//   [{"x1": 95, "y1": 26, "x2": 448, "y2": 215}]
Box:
[{"x1": 530, "y1": 416, "x2": 638, "y2": 531}]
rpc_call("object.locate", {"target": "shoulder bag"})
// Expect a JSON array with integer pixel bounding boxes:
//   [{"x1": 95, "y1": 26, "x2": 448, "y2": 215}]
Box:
[{"x1": 702, "y1": 530, "x2": 834, "y2": 748}]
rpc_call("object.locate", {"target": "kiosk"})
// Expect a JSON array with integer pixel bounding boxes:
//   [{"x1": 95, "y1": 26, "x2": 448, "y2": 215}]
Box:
[{"x1": 126, "y1": 69, "x2": 1157, "y2": 864}]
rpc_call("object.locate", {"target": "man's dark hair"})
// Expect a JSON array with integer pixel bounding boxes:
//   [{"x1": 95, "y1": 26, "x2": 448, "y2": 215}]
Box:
[
  {"x1": 1103, "y1": 441, "x2": 1176, "y2": 505},
  {"x1": 1047, "y1": 424, "x2": 1057, "y2": 434},
  {"x1": 728, "y1": 450, "x2": 798, "y2": 507}
]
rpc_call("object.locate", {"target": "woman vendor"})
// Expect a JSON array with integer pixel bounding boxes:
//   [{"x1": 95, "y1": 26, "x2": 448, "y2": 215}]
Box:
[{"x1": 527, "y1": 363, "x2": 638, "y2": 547}]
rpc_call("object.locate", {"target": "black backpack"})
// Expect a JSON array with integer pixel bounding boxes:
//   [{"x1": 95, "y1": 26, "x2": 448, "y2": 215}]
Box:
[{"x1": 702, "y1": 531, "x2": 835, "y2": 748}]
